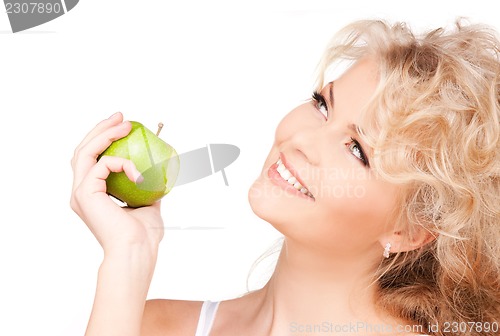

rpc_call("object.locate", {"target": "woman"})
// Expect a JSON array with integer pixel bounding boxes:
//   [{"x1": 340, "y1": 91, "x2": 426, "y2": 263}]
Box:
[{"x1": 70, "y1": 19, "x2": 500, "y2": 335}]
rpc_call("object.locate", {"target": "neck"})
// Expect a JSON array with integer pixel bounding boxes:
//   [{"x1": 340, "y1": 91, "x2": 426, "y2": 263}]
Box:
[{"x1": 257, "y1": 238, "x2": 402, "y2": 335}]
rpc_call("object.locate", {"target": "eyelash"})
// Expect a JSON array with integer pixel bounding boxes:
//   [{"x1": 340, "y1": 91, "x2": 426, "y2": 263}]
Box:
[
  {"x1": 311, "y1": 91, "x2": 369, "y2": 167},
  {"x1": 312, "y1": 91, "x2": 328, "y2": 119},
  {"x1": 347, "y1": 137, "x2": 369, "y2": 167}
]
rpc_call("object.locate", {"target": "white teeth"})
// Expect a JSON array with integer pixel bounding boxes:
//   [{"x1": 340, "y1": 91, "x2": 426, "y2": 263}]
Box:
[
  {"x1": 275, "y1": 159, "x2": 313, "y2": 198},
  {"x1": 281, "y1": 169, "x2": 292, "y2": 180}
]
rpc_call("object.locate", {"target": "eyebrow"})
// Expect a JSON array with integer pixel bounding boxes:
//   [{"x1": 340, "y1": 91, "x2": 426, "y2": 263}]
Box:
[
  {"x1": 328, "y1": 82, "x2": 335, "y2": 110},
  {"x1": 348, "y1": 123, "x2": 361, "y2": 134}
]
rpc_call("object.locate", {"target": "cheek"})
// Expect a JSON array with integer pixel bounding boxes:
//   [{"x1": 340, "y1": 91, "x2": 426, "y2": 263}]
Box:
[
  {"x1": 291, "y1": 178, "x2": 400, "y2": 251},
  {"x1": 318, "y1": 178, "x2": 399, "y2": 233}
]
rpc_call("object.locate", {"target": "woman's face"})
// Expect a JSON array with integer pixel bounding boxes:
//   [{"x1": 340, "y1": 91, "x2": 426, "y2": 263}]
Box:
[{"x1": 249, "y1": 57, "x2": 401, "y2": 257}]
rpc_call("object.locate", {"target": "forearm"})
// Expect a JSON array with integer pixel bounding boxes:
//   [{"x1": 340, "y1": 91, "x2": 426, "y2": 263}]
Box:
[{"x1": 85, "y1": 245, "x2": 158, "y2": 336}]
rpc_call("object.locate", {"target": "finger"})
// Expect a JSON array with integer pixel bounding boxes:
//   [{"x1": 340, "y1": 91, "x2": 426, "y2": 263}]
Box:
[
  {"x1": 71, "y1": 112, "x2": 124, "y2": 180},
  {"x1": 72, "y1": 121, "x2": 132, "y2": 190},
  {"x1": 82, "y1": 156, "x2": 142, "y2": 195},
  {"x1": 74, "y1": 112, "x2": 123, "y2": 155}
]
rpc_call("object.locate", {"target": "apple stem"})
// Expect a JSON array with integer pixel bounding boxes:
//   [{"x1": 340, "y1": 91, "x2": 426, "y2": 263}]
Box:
[{"x1": 156, "y1": 122, "x2": 164, "y2": 136}]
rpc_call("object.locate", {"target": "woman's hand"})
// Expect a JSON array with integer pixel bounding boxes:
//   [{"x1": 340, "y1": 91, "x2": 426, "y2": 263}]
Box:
[
  {"x1": 70, "y1": 112, "x2": 164, "y2": 257},
  {"x1": 71, "y1": 112, "x2": 166, "y2": 335}
]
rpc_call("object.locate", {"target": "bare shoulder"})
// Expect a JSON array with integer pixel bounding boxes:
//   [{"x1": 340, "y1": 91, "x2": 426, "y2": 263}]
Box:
[{"x1": 141, "y1": 299, "x2": 203, "y2": 336}]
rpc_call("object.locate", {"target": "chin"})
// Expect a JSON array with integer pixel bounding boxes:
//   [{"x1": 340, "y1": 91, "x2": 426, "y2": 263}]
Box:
[
  {"x1": 248, "y1": 176, "x2": 271, "y2": 220},
  {"x1": 247, "y1": 175, "x2": 296, "y2": 235}
]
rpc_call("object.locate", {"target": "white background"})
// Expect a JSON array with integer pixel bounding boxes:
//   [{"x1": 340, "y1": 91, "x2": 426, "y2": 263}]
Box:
[{"x1": 0, "y1": 1, "x2": 497, "y2": 335}]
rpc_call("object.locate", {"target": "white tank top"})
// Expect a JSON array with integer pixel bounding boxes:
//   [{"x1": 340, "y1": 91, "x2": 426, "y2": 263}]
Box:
[{"x1": 194, "y1": 301, "x2": 220, "y2": 336}]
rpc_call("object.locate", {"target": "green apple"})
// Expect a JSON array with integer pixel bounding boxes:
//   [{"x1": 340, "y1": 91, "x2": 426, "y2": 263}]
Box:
[{"x1": 98, "y1": 121, "x2": 180, "y2": 207}]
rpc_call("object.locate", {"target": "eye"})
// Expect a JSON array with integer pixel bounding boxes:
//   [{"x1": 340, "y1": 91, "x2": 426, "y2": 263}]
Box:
[
  {"x1": 312, "y1": 91, "x2": 328, "y2": 119},
  {"x1": 347, "y1": 137, "x2": 369, "y2": 167}
]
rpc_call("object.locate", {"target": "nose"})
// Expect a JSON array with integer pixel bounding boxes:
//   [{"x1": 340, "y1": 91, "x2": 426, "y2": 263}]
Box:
[{"x1": 287, "y1": 125, "x2": 323, "y2": 167}]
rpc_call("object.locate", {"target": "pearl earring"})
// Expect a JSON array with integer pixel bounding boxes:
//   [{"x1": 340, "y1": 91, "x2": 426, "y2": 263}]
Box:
[{"x1": 383, "y1": 242, "x2": 391, "y2": 258}]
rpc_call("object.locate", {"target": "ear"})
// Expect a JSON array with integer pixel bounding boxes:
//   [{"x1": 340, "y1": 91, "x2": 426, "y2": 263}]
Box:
[{"x1": 379, "y1": 225, "x2": 436, "y2": 254}]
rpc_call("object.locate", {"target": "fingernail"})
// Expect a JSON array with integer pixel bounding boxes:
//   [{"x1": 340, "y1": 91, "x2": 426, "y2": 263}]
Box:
[
  {"x1": 108, "y1": 112, "x2": 120, "y2": 119},
  {"x1": 135, "y1": 174, "x2": 144, "y2": 184}
]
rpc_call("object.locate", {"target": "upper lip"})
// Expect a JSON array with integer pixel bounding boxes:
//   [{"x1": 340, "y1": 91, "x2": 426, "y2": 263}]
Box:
[{"x1": 279, "y1": 152, "x2": 313, "y2": 197}]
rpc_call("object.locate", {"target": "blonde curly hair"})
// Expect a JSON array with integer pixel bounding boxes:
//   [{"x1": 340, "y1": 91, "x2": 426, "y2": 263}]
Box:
[{"x1": 315, "y1": 19, "x2": 500, "y2": 335}]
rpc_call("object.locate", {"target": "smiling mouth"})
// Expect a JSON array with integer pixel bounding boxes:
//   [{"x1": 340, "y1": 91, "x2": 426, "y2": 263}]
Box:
[{"x1": 274, "y1": 158, "x2": 314, "y2": 199}]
